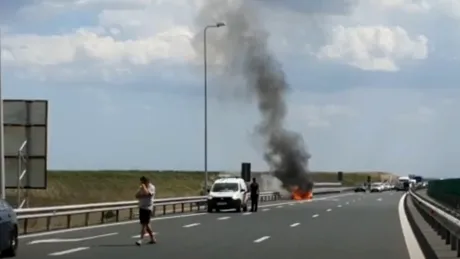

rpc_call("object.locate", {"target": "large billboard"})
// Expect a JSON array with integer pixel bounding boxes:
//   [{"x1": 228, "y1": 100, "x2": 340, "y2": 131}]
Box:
[{"x1": 4, "y1": 100, "x2": 48, "y2": 189}]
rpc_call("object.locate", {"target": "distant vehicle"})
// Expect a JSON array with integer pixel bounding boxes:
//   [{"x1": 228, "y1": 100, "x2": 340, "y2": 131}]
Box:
[
  {"x1": 395, "y1": 176, "x2": 410, "y2": 191},
  {"x1": 370, "y1": 183, "x2": 384, "y2": 193},
  {"x1": 354, "y1": 185, "x2": 367, "y2": 192},
  {"x1": 0, "y1": 199, "x2": 18, "y2": 257},
  {"x1": 207, "y1": 177, "x2": 249, "y2": 213}
]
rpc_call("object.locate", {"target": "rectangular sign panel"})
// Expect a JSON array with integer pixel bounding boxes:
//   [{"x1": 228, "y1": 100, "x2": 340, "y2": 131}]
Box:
[{"x1": 3, "y1": 100, "x2": 48, "y2": 189}]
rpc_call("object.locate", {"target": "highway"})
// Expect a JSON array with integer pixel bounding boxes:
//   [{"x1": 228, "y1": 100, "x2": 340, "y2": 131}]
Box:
[{"x1": 16, "y1": 192, "x2": 421, "y2": 259}]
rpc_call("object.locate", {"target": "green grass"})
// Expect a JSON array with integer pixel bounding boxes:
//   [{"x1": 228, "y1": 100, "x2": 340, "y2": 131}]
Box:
[{"x1": 6, "y1": 170, "x2": 398, "y2": 207}]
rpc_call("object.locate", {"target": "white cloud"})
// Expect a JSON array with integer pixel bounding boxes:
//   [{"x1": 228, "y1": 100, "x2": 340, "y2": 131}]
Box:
[
  {"x1": 370, "y1": 0, "x2": 431, "y2": 13},
  {"x1": 394, "y1": 106, "x2": 436, "y2": 125},
  {"x1": 317, "y1": 25, "x2": 428, "y2": 71},
  {"x1": 292, "y1": 104, "x2": 357, "y2": 129},
  {"x1": 2, "y1": 26, "x2": 196, "y2": 67}
]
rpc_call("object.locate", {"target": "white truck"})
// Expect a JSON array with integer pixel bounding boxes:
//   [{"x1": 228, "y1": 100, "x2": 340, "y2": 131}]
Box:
[{"x1": 395, "y1": 176, "x2": 416, "y2": 191}]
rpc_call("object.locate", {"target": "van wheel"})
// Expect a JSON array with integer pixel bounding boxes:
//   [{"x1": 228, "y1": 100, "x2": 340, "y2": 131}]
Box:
[
  {"x1": 235, "y1": 200, "x2": 242, "y2": 212},
  {"x1": 2, "y1": 227, "x2": 18, "y2": 257}
]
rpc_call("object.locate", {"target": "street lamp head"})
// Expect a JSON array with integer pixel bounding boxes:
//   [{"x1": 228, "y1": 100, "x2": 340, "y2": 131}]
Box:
[{"x1": 216, "y1": 22, "x2": 226, "y2": 27}]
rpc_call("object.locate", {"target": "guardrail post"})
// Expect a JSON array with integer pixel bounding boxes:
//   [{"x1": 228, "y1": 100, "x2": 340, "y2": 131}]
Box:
[
  {"x1": 66, "y1": 215, "x2": 71, "y2": 229},
  {"x1": 162, "y1": 205, "x2": 166, "y2": 215},
  {"x1": 451, "y1": 236, "x2": 456, "y2": 250},
  {"x1": 457, "y1": 239, "x2": 460, "y2": 257},
  {"x1": 129, "y1": 208, "x2": 134, "y2": 220},
  {"x1": 115, "y1": 210, "x2": 120, "y2": 222},
  {"x1": 173, "y1": 204, "x2": 176, "y2": 213},
  {"x1": 23, "y1": 219, "x2": 28, "y2": 234},
  {"x1": 46, "y1": 217, "x2": 51, "y2": 231},
  {"x1": 181, "y1": 203, "x2": 184, "y2": 212},
  {"x1": 85, "y1": 213, "x2": 90, "y2": 226},
  {"x1": 446, "y1": 230, "x2": 451, "y2": 245}
]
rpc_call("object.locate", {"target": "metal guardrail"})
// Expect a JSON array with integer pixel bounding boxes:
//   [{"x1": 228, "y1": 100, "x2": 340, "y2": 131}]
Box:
[
  {"x1": 410, "y1": 188, "x2": 460, "y2": 257},
  {"x1": 15, "y1": 188, "x2": 351, "y2": 235},
  {"x1": 15, "y1": 192, "x2": 280, "y2": 235}
]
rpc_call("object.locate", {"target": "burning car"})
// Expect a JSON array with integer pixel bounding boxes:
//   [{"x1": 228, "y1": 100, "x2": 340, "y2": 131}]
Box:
[{"x1": 290, "y1": 186, "x2": 313, "y2": 200}]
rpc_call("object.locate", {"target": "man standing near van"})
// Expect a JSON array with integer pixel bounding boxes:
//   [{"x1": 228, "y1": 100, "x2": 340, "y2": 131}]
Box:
[
  {"x1": 250, "y1": 177, "x2": 259, "y2": 212},
  {"x1": 135, "y1": 176, "x2": 157, "y2": 246}
]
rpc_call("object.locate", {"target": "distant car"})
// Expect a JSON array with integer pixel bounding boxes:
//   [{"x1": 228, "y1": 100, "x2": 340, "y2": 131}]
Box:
[
  {"x1": 0, "y1": 199, "x2": 18, "y2": 257},
  {"x1": 370, "y1": 183, "x2": 384, "y2": 193},
  {"x1": 354, "y1": 185, "x2": 367, "y2": 192}
]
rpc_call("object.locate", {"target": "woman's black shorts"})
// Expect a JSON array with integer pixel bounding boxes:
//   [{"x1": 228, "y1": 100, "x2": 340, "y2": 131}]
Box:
[{"x1": 139, "y1": 208, "x2": 152, "y2": 224}]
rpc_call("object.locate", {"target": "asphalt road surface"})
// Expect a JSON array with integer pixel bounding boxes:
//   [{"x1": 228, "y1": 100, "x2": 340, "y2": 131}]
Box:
[{"x1": 16, "y1": 192, "x2": 422, "y2": 259}]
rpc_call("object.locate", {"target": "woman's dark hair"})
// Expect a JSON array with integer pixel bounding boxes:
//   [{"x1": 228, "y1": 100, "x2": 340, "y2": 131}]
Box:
[{"x1": 140, "y1": 176, "x2": 149, "y2": 183}]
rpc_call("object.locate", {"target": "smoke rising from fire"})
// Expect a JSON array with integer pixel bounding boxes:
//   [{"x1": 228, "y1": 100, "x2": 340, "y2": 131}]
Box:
[{"x1": 193, "y1": 0, "x2": 313, "y2": 191}]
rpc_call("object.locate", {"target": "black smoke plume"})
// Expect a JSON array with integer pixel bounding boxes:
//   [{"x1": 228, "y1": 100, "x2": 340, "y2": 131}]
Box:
[{"x1": 193, "y1": 0, "x2": 316, "y2": 192}]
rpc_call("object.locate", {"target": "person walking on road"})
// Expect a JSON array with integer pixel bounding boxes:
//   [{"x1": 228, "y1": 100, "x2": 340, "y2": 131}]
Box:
[
  {"x1": 250, "y1": 177, "x2": 259, "y2": 212},
  {"x1": 135, "y1": 176, "x2": 157, "y2": 246}
]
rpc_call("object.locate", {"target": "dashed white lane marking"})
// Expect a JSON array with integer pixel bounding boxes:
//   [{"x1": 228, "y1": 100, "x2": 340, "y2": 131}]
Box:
[
  {"x1": 377, "y1": 198, "x2": 382, "y2": 201},
  {"x1": 243, "y1": 212, "x2": 252, "y2": 216},
  {"x1": 132, "y1": 232, "x2": 159, "y2": 238},
  {"x1": 254, "y1": 236, "x2": 270, "y2": 243},
  {"x1": 20, "y1": 193, "x2": 356, "y2": 240},
  {"x1": 276, "y1": 206, "x2": 283, "y2": 208},
  {"x1": 398, "y1": 193, "x2": 424, "y2": 259},
  {"x1": 290, "y1": 223, "x2": 300, "y2": 227},
  {"x1": 28, "y1": 233, "x2": 118, "y2": 244},
  {"x1": 262, "y1": 208, "x2": 270, "y2": 212},
  {"x1": 218, "y1": 216, "x2": 231, "y2": 220},
  {"x1": 346, "y1": 202, "x2": 349, "y2": 205},
  {"x1": 49, "y1": 247, "x2": 89, "y2": 256},
  {"x1": 183, "y1": 223, "x2": 200, "y2": 228},
  {"x1": 352, "y1": 200, "x2": 355, "y2": 202},
  {"x1": 312, "y1": 214, "x2": 319, "y2": 218},
  {"x1": 337, "y1": 205, "x2": 342, "y2": 208},
  {"x1": 289, "y1": 203, "x2": 295, "y2": 206},
  {"x1": 326, "y1": 209, "x2": 332, "y2": 212}
]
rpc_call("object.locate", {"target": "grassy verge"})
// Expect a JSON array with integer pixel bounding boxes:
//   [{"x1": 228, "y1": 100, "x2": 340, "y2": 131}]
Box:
[{"x1": 6, "y1": 170, "x2": 397, "y2": 207}]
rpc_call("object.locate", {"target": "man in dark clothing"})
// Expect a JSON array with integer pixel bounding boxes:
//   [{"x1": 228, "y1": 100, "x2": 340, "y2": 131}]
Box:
[{"x1": 250, "y1": 177, "x2": 259, "y2": 212}]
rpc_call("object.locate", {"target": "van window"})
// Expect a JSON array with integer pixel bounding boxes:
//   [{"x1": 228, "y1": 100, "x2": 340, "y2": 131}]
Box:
[{"x1": 211, "y1": 183, "x2": 239, "y2": 192}]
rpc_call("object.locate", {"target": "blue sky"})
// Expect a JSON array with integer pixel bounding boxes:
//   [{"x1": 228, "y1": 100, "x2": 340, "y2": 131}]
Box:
[{"x1": 1, "y1": 0, "x2": 460, "y2": 177}]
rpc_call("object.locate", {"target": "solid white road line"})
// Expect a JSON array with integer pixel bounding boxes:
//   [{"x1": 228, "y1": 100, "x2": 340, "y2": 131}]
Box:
[
  {"x1": 49, "y1": 247, "x2": 89, "y2": 256},
  {"x1": 276, "y1": 206, "x2": 283, "y2": 208},
  {"x1": 312, "y1": 214, "x2": 319, "y2": 218},
  {"x1": 254, "y1": 236, "x2": 270, "y2": 243},
  {"x1": 183, "y1": 223, "x2": 200, "y2": 228},
  {"x1": 398, "y1": 193, "x2": 425, "y2": 259},
  {"x1": 28, "y1": 233, "x2": 118, "y2": 245},
  {"x1": 290, "y1": 223, "x2": 300, "y2": 227}
]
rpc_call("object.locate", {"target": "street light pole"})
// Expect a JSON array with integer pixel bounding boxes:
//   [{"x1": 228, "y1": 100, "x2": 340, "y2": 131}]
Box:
[
  {"x1": 0, "y1": 32, "x2": 5, "y2": 200},
  {"x1": 204, "y1": 22, "x2": 225, "y2": 192}
]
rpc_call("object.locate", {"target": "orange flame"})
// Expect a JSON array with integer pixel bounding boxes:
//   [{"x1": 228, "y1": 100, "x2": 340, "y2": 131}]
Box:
[{"x1": 290, "y1": 186, "x2": 313, "y2": 200}]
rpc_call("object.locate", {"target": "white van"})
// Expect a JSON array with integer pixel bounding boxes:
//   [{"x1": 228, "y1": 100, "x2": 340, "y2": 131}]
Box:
[{"x1": 207, "y1": 177, "x2": 249, "y2": 213}]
